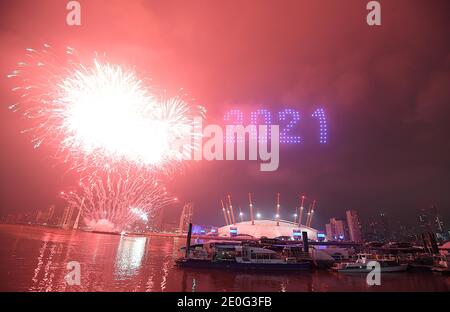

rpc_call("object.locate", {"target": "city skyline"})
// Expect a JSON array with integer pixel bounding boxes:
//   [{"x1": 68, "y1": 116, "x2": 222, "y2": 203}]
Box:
[{"x1": 3, "y1": 200, "x2": 447, "y2": 243}]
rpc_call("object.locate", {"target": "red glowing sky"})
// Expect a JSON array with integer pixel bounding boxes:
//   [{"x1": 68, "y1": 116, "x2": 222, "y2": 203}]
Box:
[{"x1": 0, "y1": 0, "x2": 449, "y2": 228}]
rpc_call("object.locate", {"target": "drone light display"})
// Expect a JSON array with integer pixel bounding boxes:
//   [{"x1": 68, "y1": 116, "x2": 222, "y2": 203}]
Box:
[{"x1": 224, "y1": 108, "x2": 328, "y2": 144}]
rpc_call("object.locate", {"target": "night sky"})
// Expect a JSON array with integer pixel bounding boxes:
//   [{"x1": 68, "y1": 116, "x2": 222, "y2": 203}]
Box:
[{"x1": 0, "y1": 0, "x2": 449, "y2": 230}]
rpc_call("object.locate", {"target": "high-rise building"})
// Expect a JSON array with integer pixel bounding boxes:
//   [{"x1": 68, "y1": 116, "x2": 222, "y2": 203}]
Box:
[
  {"x1": 395, "y1": 222, "x2": 414, "y2": 242},
  {"x1": 46, "y1": 205, "x2": 55, "y2": 224},
  {"x1": 60, "y1": 206, "x2": 75, "y2": 229},
  {"x1": 429, "y1": 205, "x2": 445, "y2": 235},
  {"x1": 418, "y1": 208, "x2": 432, "y2": 233},
  {"x1": 379, "y1": 212, "x2": 391, "y2": 241},
  {"x1": 34, "y1": 205, "x2": 56, "y2": 225},
  {"x1": 419, "y1": 205, "x2": 447, "y2": 241},
  {"x1": 325, "y1": 223, "x2": 333, "y2": 240},
  {"x1": 35, "y1": 210, "x2": 44, "y2": 224},
  {"x1": 363, "y1": 220, "x2": 378, "y2": 241},
  {"x1": 346, "y1": 210, "x2": 363, "y2": 242},
  {"x1": 325, "y1": 218, "x2": 347, "y2": 241}
]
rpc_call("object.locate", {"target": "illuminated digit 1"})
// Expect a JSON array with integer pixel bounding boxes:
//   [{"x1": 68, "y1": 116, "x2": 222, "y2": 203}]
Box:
[
  {"x1": 311, "y1": 108, "x2": 327, "y2": 144},
  {"x1": 278, "y1": 108, "x2": 301, "y2": 144},
  {"x1": 250, "y1": 109, "x2": 272, "y2": 143},
  {"x1": 224, "y1": 109, "x2": 244, "y2": 143}
]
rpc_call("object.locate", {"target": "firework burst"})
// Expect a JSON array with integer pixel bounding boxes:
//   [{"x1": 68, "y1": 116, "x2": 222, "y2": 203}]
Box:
[
  {"x1": 60, "y1": 169, "x2": 178, "y2": 232},
  {"x1": 8, "y1": 44, "x2": 205, "y2": 230},
  {"x1": 8, "y1": 44, "x2": 205, "y2": 174}
]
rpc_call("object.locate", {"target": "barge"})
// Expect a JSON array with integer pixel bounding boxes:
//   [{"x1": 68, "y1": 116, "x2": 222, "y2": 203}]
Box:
[{"x1": 176, "y1": 243, "x2": 312, "y2": 271}]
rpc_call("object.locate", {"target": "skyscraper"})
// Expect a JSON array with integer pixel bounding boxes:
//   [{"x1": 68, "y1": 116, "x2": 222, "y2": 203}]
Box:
[
  {"x1": 346, "y1": 210, "x2": 363, "y2": 242},
  {"x1": 429, "y1": 205, "x2": 445, "y2": 235},
  {"x1": 418, "y1": 208, "x2": 432, "y2": 233},
  {"x1": 325, "y1": 223, "x2": 333, "y2": 240},
  {"x1": 419, "y1": 205, "x2": 447, "y2": 241},
  {"x1": 379, "y1": 212, "x2": 391, "y2": 242},
  {"x1": 35, "y1": 210, "x2": 44, "y2": 224},
  {"x1": 46, "y1": 205, "x2": 55, "y2": 224},
  {"x1": 364, "y1": 220, "x2": 379, "y2": 241},
  {"x1": 325, "y1": 218, "x2": 347, "y2": 241},
  {"x1": 60, "y1": 206, "x2": 75, "y2": 229}
]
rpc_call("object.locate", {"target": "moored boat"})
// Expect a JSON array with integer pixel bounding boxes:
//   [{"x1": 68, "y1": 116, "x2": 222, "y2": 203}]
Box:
[
  {"x1": 332, "y1": 253, "x2": 408, "y2": 273},
  {"x1": 176, "y1": 242, "x2": 312, "y2": 271},
  {"x1": 431, "y1": 254, "x2": 450, "y2": 275}
]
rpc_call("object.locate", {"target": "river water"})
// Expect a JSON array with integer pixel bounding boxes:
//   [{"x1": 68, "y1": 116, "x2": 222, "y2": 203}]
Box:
[{"x1": 0, "y1": 224, "x2": 448, "y2": 292}]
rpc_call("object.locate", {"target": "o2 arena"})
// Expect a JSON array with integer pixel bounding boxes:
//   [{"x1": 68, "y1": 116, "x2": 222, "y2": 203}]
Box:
[
  {"x1": 218, "y1": 219, "x2": 318, "y2": 240},
  {"x1": 215, "y1": 194, "x2": 320, "y2": 241}
]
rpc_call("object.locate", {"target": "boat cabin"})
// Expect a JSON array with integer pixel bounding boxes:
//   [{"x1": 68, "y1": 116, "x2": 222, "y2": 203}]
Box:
[{"x1": 235, "y1": 246, "x2": 284, "y2": 264}]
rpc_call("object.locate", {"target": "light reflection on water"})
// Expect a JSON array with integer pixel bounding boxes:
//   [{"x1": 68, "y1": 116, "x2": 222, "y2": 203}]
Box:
[
  {"x1": 115, "y1": 236, "x2": 147, "y2": 279},
  {"x1": 0, "y1": 225, "x2": 448, "y2": 292}
]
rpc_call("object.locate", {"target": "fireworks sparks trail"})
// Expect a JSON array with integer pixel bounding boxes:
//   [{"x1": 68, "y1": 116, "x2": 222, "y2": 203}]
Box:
[
  {"x1": 60, "y1": 170, "x2": 178, "y2": 232},
  {"x1": 8, "y1": 44, "x2": 205, "y2": 231},
  {"x1": 8, "y1": 44, "x2": 205, "y2": 174},
  {"x1": 130, "y1": 207, "x2": 149, "y2": 222}
]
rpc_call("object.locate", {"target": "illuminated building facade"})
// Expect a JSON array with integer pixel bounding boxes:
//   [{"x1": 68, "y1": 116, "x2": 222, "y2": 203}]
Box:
[
  {"x1": 218, "y1": 219, "x2": 318, "y2": 240},
  {"x1": 346, "y1": 210, "x2": 363, "y2": 242},
  {"x1": 325, "y1": 218, "x2": 347, "y2": 241}
]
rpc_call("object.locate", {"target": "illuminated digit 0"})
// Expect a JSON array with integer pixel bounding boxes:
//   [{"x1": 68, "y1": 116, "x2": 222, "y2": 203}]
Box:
[
  {"x1": 224, "y1": 109, "x2": 244, "y2": 143},
  {"x1": 250, "y1": 109, "x2": 272, "y2": 143}
]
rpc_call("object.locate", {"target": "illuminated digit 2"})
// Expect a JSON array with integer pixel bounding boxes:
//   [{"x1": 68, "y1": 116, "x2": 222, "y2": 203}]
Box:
[{"x1": 278, "y1": 108, "x2": 301, "y2": 144}]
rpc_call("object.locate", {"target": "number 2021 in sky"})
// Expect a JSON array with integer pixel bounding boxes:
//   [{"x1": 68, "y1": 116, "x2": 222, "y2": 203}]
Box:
[{"x1": 224, "y1": 108, "x2": 327, "y2": 144}]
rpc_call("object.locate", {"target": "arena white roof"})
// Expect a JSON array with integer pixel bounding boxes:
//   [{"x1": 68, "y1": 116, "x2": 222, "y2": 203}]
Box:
[{"x1": 218, "y1": 219, "x2": 318, "y2": 240}]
